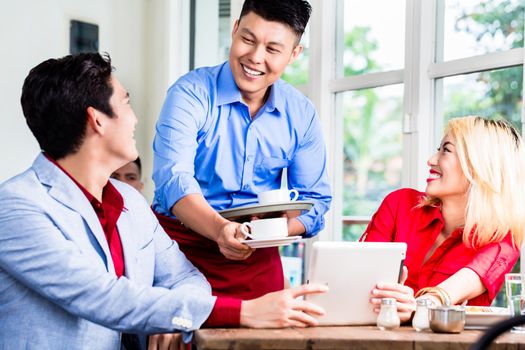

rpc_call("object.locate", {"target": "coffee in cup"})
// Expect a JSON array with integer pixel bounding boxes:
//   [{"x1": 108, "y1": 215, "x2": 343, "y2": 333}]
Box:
[{"x1": 240, "y1": 217, "x2": 288, "y2": 240}]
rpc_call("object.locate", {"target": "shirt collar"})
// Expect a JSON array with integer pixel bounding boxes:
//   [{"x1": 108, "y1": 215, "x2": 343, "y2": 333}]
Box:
[
  {"x1": 217, "y1": 62, "x2": 243, "y2": 106},
  {"x1": 264, "y1": 82, "x2": 283, "y2": 115},
  {"x1": 43, "y1": 153, "x2": 124, "y2": 211},
  {"x1": 216, "y1": 61, "x2": 284, "y2": 115},
  {"x1": 416, "y1": 203, "x2": 444, "y2": 231},
  {"x1": 44, "y1": 153, "x2": 95, "y2": 200},
  {"x1": 416, "y1": 201, "x2": 465, "y2": 239}
]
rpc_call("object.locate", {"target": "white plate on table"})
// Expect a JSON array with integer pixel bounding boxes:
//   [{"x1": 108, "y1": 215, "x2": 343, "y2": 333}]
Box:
[
  {"x1": 465, "y1": 306, "x2": 510, "y2": 329},
  {"x1": 240, "y1": 236, "x2": 302, "y2": 249}
]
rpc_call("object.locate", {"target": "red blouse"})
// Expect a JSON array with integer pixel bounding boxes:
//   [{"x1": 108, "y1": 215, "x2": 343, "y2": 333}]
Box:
[{"x1": 361, "y1": 188, "x2": 519, "y2": 305}]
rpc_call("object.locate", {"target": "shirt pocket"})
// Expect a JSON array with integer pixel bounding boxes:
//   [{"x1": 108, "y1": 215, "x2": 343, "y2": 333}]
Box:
[
  {"x1": 254, "y1": 156, "x2": 290, "y2": 185},
  {"x1": 425, "y1": 254, "x2": 471, "y2": 286}
]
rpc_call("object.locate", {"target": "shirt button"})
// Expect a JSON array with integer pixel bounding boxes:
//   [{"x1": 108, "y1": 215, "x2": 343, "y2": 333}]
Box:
[
  {"x1": 247, "y1": 155, "x2": 253, "y2": 161},
  {"x1": 171, "y1": 316, "x2": 193, "y2": 329},
  {"x1": 243, "y1": 185, "x2": 249, "y2": 190}
]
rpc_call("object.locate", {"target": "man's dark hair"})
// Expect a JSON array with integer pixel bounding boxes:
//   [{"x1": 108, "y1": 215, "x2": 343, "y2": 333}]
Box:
[
  {"x1": 239, "y1": 0, "x2": 312, "y2": 40},
  {"x1": 21, "y1": 52, "x2": 114, "y2": 159},
  {"x1": 132, "y1": 156, "x2": 142, "y2": 176}
]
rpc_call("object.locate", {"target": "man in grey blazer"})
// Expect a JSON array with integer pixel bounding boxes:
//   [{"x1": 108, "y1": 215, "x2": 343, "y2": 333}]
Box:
[{"x1": 0, "y1": 53, "x2": 327, "y2": 350}]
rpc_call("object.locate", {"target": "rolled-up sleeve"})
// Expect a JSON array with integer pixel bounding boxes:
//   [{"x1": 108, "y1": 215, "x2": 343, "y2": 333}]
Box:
[
  {"x1": 289, "y1": 107, "x2": 331, "y2": 237},
  {"x1": 153, "y1": 81, "x2": 208, "y2": 214},
  {"x1": 465, "y1": 234, "x2": 519, "y2": 300}
]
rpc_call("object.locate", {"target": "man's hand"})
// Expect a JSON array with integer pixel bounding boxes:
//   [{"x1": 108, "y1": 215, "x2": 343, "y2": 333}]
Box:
[
  {"x1": 216, "y1": 221, "x2": 254, "y2": 260},
  {"x1": 148, "y1": 333, "x2": 183, "y2": 350},
  {"x1": 240, "y1": 283, "x2": 328, "y2": 328}
]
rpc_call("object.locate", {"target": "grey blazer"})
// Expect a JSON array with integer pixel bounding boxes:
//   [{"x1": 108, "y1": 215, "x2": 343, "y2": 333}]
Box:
[{"x1": 0, "y1": 154, "x2": 215, "y2": 349}]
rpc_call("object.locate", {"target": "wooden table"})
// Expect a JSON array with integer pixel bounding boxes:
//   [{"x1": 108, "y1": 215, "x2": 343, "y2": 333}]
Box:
[{"x1": 192, "y1": 326, "x2": 525, "y2": 350}]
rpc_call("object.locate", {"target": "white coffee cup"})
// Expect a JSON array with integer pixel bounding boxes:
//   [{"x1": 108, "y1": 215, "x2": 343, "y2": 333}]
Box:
[
  {"x1": 240, "y1": 217, "x2": 288, "y2": 240},
  {"x1": 257, "y1": 188, "x2": 299, "y2": 205}
]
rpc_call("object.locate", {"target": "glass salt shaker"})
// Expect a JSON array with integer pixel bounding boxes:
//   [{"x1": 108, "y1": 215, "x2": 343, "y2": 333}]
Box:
[
  {"x1": 377, "y1": 298, "x2": 400, "y2": 330},
  {"x1": 412, "y1": 298, "x2": 432, "y2": 331}
]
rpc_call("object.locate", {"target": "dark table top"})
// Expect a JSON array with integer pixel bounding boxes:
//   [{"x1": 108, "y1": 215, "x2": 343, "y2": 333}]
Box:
[{"x1": 192, "y1": 325, "x2": 525, "y2": 350}]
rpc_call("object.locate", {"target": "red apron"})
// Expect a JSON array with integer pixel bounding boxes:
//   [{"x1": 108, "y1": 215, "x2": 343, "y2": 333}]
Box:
[{"x1": 155, "y1": 212, "x2": 284, "y2": 300}]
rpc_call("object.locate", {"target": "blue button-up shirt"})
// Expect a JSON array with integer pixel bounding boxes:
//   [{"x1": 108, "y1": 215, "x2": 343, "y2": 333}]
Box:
[{"x1": 152, "y1": 62, "x2": 331, "y2": 236}]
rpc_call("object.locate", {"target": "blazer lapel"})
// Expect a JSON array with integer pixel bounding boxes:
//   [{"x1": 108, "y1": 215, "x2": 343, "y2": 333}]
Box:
[
  {"x1": 117, "y1": 208, "x2": 138, "y2": 280},
  {"x1": 33, "y1": 154, "x2": 115, "y2": 274}
]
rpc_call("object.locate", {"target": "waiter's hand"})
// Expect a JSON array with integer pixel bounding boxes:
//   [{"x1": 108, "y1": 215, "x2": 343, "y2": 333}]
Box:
[
  {"x1": 240, "y1": 283, "x2": 328, "y2": 328},
  {"x1": 216, "y1": 221, "x2": 254, "y2": 260}
]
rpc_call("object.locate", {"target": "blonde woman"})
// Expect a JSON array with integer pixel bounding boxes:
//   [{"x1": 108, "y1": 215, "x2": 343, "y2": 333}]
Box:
[{"x1": 362, "y1": 116, "x2": 525, "y2": 322}]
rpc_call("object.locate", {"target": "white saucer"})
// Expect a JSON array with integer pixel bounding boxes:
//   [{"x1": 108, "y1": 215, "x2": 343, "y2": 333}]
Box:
[{"x1": 240, "y1": 236, "x2": 302, "y2": 248}]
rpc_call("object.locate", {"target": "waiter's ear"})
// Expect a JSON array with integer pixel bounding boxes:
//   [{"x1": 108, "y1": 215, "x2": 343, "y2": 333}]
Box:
[
  {"x1": 288, "y1": 44, "x2": 303, "y2": 65},
  {"x1": 231, "y1": 19, "x2": 239, "y2": 37}
]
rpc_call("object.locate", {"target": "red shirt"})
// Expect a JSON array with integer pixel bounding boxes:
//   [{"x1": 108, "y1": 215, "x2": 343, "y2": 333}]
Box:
[
  {"x1": 45, "y1": 154, "x2": 125, "y2": 278},
  {"x1": 361, "y1": 188, "x2": 519, "y2": 305}
]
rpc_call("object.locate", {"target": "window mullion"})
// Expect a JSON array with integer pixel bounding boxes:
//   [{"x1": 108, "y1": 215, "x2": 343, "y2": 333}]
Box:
[{"x1": 309, "y1": 0, "x2": 338, "y2": 241}]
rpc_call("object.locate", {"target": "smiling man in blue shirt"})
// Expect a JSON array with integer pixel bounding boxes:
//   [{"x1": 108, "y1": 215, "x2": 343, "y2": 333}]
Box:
[{"x1": 152, "y1": 0, "x2": 332, "y2": 300}]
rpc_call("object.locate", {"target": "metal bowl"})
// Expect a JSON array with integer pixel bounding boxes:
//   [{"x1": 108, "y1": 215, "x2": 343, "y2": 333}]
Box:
[{"x1": 428, "y1": 305, "x2": 466, "y2": 333}]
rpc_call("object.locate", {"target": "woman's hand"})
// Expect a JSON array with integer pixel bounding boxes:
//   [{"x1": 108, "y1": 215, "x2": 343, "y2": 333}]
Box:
[
  {"x1": 240, "y1": 284, "x2": 328, "y2": 328},
  {"x1": 369, "y1": 266, "x2": 416, "y2": 323}
]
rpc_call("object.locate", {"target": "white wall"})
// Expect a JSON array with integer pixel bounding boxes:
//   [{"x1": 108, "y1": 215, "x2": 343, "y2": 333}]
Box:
[
  {"x1": 194, "y1": 0, "x2": 219, "y2": 68},
  {"x1": 142, "y1": 0, "x2": 190, "y2": 200},
  {"x1": 0, "y1": 0, "x2": 67, "y2": 182},
  {"x1": 0, "y1": 0, "x2": 184, "y2": 202}
]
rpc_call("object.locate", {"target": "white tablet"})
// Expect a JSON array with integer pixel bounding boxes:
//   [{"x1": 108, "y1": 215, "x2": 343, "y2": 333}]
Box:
[{"x1": 305, "y1": 241, "x2": 407, "y2": 326}]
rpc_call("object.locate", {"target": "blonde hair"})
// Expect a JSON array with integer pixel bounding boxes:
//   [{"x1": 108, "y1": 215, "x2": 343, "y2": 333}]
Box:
[{"x1": 422, "y1": 116, "x2": 525, "y2": 249}]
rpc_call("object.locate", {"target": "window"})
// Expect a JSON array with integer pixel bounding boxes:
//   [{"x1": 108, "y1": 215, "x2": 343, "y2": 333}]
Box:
[
  {"x1": 435, "y1": 0, "x2": 524, "y2": 134},
  {"x1": 304, "y1": 0, "x2": 523, "y2": 306},
  {"x1": 323, "y1": 0, "x2": 406, "y2": 241},
  {"x1": 441, "y1": 0, "x2": 523, "y2": 61},
  {"x1": 338, "y1": 0, "x2": 405, "y2": 76},
  {"x1": 340, "y1": 85, "x2": 403, "y2": 241},
  {"x1": 440, "y1": 67, "x2": 523, "y2": 131}
]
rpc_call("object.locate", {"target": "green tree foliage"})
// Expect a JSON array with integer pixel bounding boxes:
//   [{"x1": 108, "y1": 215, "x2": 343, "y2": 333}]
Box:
[
  {"x1": 455, "y1": 0, "x2": 523, "y2": 48},
  {"x1": 451, "y1": 0, "x2": 523, "y2": 130},
  {"x1": 343, "y1": 27, "x2": 379, "y2": 76}
]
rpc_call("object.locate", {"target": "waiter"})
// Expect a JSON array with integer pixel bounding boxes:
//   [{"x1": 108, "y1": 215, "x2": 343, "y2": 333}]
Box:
[{"x1": 152, "y1": 0, "x2": 331, "y2": 300}]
